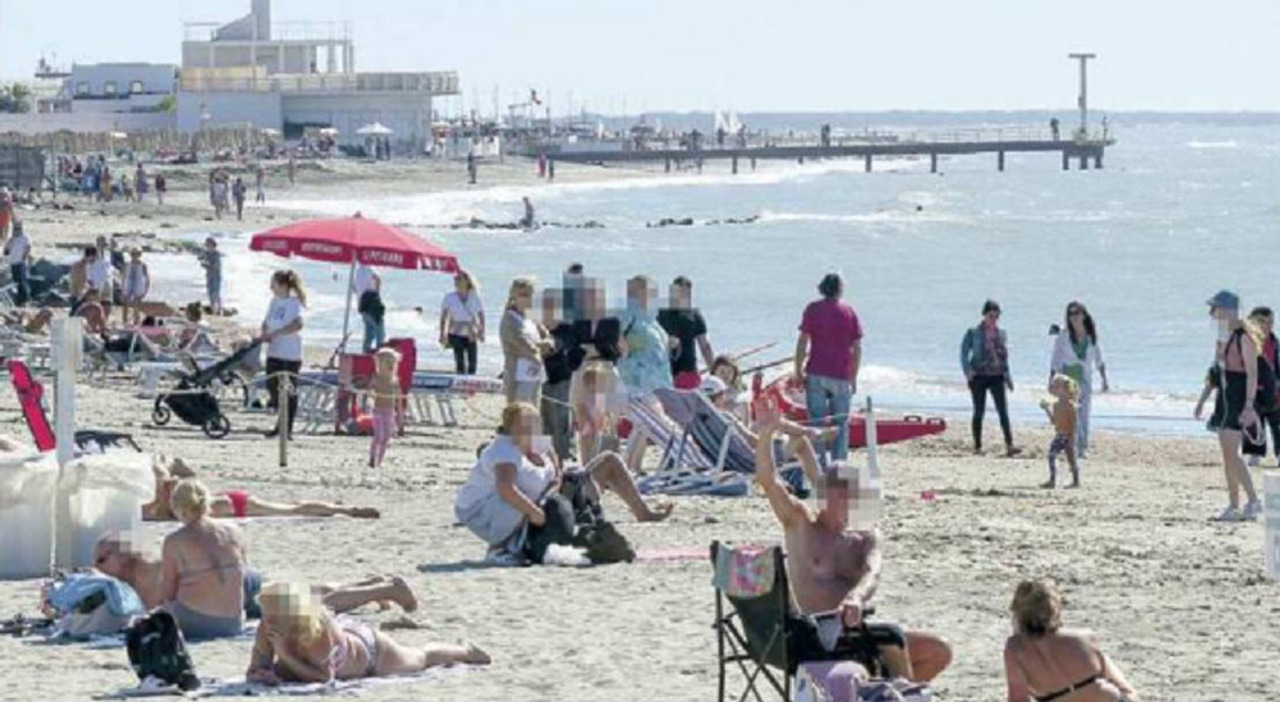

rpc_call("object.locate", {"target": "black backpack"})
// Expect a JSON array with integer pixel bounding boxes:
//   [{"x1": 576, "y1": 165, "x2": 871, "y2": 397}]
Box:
[{"x1": 125, "y1": 611, "x2": 200, "y2": 692}]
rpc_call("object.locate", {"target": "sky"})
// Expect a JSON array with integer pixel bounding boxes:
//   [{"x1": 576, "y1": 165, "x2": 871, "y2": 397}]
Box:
[{"x1": 2, "y1": 0, "x2": 1279, "y2": 114}]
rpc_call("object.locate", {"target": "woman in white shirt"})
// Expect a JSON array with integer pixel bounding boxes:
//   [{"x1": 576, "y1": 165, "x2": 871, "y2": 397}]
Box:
[
  {"x1": 259, "y1": 270, "x2": 307, "y2": 439},
  {"x1": 499, "y1": 277, "x2": 552, "y2": 405},
  {"x1": 439, "y1": 270, "x2": 485, "y2": 375},
  {"x1": 453, "y1": 403, "x2": 671, "y2": 563},
  {"x1": 1049, "y1": 302, "x2": 1109, "y2": 458}
]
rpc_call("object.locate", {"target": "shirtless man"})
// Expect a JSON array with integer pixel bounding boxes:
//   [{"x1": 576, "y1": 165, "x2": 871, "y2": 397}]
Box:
[
  {"x1": 94, "y1": 535, "x2": 418, "y2": 619},
  {"x1": 755, "y1": 407, "x2": 952, "y2": 682}
]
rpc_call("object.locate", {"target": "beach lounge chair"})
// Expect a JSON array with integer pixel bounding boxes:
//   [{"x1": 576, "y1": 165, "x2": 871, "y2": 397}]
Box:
[
  {"x1": 710, "y1": 541, "x2": 919, "y2": 702},
  {"x1": 6, "y1": 359, "x2": 140, "y2": 454}
]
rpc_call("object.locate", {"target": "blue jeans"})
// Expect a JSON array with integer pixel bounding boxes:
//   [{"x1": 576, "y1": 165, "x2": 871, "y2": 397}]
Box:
[
  {"x1": 9, "y1": 264, "x2": 29, "y2": 306},
  {"x1": 362, "y1": 313, "x2": 386, "y2": 353},
  {"x1": 805, "y1": 374, "x2": 852, "y2": 461}
]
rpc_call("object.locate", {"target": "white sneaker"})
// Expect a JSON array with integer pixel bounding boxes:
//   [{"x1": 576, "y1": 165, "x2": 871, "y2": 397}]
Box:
[
  {"x1": 1212, "y1": 505, "x2": 1242, "y2": 522},
  {"x1": 1241, "y1": 500, "x2": 1262, "y2": 521}
]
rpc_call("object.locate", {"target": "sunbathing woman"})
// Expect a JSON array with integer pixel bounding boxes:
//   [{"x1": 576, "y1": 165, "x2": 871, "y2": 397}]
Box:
[
  {"x1": 159, "y1": 479, "x2": 250, "y2": 639},
  {"x1": 246, "y1": 582, "x2": 488, "y2": 686},
  {"x1": 142, "y1": 455, "x2": 379, "y2": 521},
  {"x1": 1003, "y1": 578, "x2": 1139, "y2": 702},
  {"x1": 94, "y1": 534, "x2": 419, "y2": 619},
  {"x1": 1, "y1": 307, "x2": 53, "y2": 336}
]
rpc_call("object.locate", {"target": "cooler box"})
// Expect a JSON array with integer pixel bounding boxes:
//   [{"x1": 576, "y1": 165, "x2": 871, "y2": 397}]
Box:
[
  {"x1": 55, "y1": 452, "x2": 153, "y2": 569},
  {"x1": 0, "y1": 452, "x2": 58, "y2": 580}
]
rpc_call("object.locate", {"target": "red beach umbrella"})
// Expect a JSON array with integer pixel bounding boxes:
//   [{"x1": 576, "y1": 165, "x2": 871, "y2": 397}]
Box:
[{"x1": 250, "y1": 213, "x2": 460, "y2": 349}]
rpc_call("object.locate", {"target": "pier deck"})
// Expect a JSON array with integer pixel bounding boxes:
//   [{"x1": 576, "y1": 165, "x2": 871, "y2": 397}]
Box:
[{"x1": 544, "y1": 129, "x2": 1115, "y2": 173}]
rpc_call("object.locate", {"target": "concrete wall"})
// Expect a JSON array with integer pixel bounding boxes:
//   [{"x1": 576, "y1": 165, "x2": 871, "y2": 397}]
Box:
[
  {"x1": 183, "y1": 42, "x2": 317, "y2": 75},
  {"x1": 70, "y1": 63, "x2": 176, "y2": 98},
  {"x1": 281, "y1": 93, "x2": 432, "y2": 150},
  {"x1": 0, "y1": 112, "x2": 174, "y2": 135},
  {"x1": 175, "y1": 91, "x2": 282, "y2": 131}
]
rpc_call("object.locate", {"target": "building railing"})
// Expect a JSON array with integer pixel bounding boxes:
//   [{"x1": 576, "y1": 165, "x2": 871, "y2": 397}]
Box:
[
  {"x1": 179, "y1": 71, "x2": 459, "y2": 95},
  {"x1": 182, "y1": 20, "x2": 352, "y2": 43}
]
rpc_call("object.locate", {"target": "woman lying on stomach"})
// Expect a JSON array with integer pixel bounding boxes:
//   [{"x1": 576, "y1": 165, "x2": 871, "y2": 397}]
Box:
[{"x1": 246, "y1": 582, "x2": 488, "y2": 685}]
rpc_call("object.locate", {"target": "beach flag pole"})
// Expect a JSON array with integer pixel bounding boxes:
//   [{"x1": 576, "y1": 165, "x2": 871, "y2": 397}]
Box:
[
  {"x1": 339, "y1": 258, "x2": 357, "y2": 355},
  {"x1": 278, "y1": 373, "x2": 291, "y2": 467}
]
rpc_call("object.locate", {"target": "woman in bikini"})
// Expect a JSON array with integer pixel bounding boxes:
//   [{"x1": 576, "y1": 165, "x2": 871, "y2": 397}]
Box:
[
  {"x1": 142, "y1": 455, "x2": 380, "y2": 521},
  {"x1": 246, "y1": 582, "x2": 489, "y2": 686},
  {"x1": 1003, "y1": 579, "x2": 1138, "y2": 702},
  {"x1": 159, "y1": 479, "x2": 250, "y2": 640}
]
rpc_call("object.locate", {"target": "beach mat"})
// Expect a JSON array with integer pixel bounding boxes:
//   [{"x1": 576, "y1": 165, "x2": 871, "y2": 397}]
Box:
[{"x1": 97, "y1": 665, "x2": 475, "y2": 699}]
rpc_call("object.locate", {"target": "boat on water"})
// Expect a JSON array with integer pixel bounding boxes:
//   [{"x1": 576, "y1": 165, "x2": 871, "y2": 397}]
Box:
[{"x1": 751, "y1": 372, "x2": 946, "y2": 448}]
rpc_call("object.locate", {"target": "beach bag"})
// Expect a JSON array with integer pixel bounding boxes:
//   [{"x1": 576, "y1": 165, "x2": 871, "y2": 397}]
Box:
[
  {"x1": 561, "y1": 470, "x2": 634, "y2": 564},
  {"x1": 66, "y1": 591, "x2": 133, "y2": 639},
  {"x1": 125, "y1": 611, "x2": 200, "y2": 692}
]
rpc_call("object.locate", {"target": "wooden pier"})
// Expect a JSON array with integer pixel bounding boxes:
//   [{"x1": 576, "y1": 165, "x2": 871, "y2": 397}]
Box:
[{"x1": 543, "y1": 130, "x2": 1115, "y2": 174}]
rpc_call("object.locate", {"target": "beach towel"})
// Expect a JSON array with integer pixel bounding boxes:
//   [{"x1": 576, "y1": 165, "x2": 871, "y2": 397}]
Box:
[
  {"x1": 46, "y1": 573, "x2": 145, "y2": 618},
  {"x1": 99, "y1": 665, "x2": 478, "y2": 698},
  {"x1": 712, "y1": 545, "x2": 776, "y2": 598}
]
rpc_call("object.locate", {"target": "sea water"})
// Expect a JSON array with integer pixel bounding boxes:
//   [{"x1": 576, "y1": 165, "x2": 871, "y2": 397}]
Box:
[{"x1": 148, "y1": 119, "x2": 1280, "y2": 437}]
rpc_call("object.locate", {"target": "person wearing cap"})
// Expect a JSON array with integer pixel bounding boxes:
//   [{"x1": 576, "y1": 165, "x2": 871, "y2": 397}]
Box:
[
  {"x1": 753, "y1": 403, "x2": 952, "y2": 685},
  {"x1": 1205, "y1": 290, "x2": 1263, "y2": 521},
  {"x1": 3, "y1": 220, "x2": 31, "y2": 307},
  {"x1": 794, "y1": 273, "x2": 862, "y2": 462},
  {"x1": 960, "y1": 300, "x2": 1021, "y2": 457},
  {"x1": 659, "y1": 276, "x2": 715, "y2": 391}
]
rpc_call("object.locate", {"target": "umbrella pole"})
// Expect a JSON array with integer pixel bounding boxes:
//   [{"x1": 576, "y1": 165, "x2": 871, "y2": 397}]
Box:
[{"x1": 340, "y1": 258, "x2": 357, "y2": 355}]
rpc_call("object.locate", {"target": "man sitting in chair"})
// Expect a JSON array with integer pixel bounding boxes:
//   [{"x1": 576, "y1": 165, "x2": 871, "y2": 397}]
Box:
[{"x1": 754, "y1": 404, "x2": 952, "y2": 683}]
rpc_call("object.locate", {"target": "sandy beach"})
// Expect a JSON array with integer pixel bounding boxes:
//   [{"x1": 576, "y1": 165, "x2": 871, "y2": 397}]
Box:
[{"x1": 2, "y1": 157, "x2": 1279, "y2": 702}]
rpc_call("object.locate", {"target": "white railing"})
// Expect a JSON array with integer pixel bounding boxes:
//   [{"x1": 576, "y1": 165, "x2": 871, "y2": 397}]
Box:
[{"x1": 180, "y1": 71, "x2": 459, "y2": 96}]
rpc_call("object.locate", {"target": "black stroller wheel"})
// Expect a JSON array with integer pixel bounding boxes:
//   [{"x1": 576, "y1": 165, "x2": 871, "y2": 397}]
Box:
[
  {"x1": 152, "y1": 401, "x2": 172, "y2": 426},
  {"x1": 202, "y1": 414, "x2": 232, "y2": 439}
]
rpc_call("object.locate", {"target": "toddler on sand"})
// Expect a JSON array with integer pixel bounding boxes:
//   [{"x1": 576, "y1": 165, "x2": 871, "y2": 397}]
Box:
[
  {"x1": 368, "y1": 348, "x2": 401, "y2": 469},
  {"x1": 1040, "y1": 374, "x2": 1081, "y2": 489}
]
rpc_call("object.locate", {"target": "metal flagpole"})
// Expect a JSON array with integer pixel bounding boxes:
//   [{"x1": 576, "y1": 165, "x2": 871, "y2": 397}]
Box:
[{"x1": 339, "y1": 257, "x2": 357, "y2": 354}]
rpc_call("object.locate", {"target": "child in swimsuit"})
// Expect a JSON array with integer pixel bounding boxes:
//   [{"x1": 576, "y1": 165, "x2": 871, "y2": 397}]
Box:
[
  {"x1": 1039, "y1": 374, "x2": 1081, "y2": 489},
  {"x1": 368, "y1": 348, "x2": 401, "y2": 469}
]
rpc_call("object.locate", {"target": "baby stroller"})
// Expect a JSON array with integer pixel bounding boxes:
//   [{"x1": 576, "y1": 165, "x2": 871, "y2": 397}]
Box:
[{"x1": 152, "y1": 340, "x2": 262, "y2": 439}]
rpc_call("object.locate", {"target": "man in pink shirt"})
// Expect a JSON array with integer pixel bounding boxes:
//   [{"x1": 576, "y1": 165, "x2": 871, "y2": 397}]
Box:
[{"x1": 794, "y1": 273, "x2": 863, "y2": 461}]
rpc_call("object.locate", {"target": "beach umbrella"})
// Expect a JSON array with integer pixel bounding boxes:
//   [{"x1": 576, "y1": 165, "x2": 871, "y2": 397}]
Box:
[
  {"x1": 356, "y1": 122, "x2": 394, "y2": 136},
  {"x1": 249, "y1": 213, "x2": 460, "y2": 351}
]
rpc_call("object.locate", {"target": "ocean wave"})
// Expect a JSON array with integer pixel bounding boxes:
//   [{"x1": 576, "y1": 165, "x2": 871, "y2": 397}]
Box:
[
  {"x1": 270, "y1": 156, "x2": 927, "y2": 227},
  {"x1": 1186, "y1": 140, "x2": 1239, "y2": 149},
  {"x1": 757, "y1": 209, "x2": 959, "y2": 224}
]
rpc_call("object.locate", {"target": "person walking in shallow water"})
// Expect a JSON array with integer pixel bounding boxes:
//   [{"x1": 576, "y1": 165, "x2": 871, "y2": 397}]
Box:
[{"x1": 960, "y1": 300, "x2": 1021, "y2": 457}]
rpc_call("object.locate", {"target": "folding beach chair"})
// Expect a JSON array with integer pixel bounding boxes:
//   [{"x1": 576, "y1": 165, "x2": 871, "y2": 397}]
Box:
[
  {"x1": 627, "y1": 396, "x2": 715, "y2": 473},
  {"x1": 6, "y1": 359, "x2": 141, "y2": 454},
  {"x1": 711, "y1": 541, "x2": 914, "y2": 702}
]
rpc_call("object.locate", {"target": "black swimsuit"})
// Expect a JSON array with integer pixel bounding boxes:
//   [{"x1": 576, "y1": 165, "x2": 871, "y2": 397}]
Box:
[{"x1": 1034, "y1": 674, "x2": 1099, "y2": 702}]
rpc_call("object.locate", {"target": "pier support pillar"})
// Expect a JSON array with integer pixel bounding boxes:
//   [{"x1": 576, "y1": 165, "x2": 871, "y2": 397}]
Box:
[
  {"x1": 1094, "y1": 152, "x2": 1103, "y2": 169},
  {"x1": 1062, "y1": 152, "x2": 1070, "y2": 171},
  {"x1": 930, "y1": 154, "x2": 938, "y2": 173},
  {"x1": 665, "y1": 158, "x2": 671, "y2": 173},
  {"x1": 732, "y1": 156, "x2": 738, "y2": 175},
  {"x1": 864, "y1": 154, "x2": 872, "y2": 173},
  {"x1": 1079, "y1": 155, "x2": 1089, "y2": 171},
  {"x1": 997, "y1": 151, "x2": 1005, "y2": 172}
]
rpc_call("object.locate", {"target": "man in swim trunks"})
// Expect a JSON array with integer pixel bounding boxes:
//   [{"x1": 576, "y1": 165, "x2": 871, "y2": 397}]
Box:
[
  {"x1": 93, "y1": 534, "x2": 419, "y2": 619},
  {"x1": 754, "y1": 407, "x2": 952, "y2": 682}
]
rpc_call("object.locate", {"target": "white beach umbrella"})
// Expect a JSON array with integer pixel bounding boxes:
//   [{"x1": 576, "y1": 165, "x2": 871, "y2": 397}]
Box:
[
  {"x1": 356, "y1": 122, "x2": 394, "y2": 136},
  {"x1": 108, "y1": 131, "x2": 128, "y2": 140}
]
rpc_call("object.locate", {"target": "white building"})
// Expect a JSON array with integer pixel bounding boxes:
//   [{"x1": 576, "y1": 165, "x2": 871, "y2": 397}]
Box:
[{"x1": 176, "y1": 0, "x2": 458, "y2": 152}]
